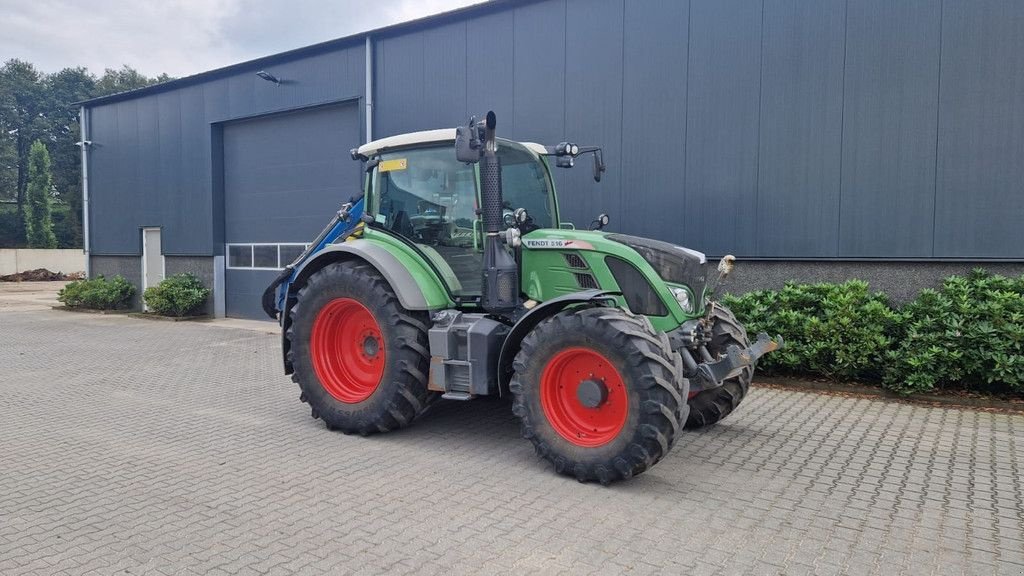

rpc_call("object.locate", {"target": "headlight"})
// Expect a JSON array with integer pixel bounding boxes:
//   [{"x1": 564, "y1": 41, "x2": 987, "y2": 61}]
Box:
[{"x1": 669, "y1": 286, "x2": 694, "y2": 313}]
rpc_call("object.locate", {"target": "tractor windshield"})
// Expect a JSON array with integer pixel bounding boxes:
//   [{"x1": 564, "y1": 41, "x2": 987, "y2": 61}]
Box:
[{"x1": 498, "y1": 143, "x2": 556, "y2": 230}]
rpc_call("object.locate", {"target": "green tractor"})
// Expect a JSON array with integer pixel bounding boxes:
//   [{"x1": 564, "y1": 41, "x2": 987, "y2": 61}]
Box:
[{"x1": 271, "y1": 111, "x2": 781, "y2": 483}]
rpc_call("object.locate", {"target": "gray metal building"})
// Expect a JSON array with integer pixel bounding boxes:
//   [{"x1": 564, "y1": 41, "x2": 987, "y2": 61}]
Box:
[{"x1": 79, "y1": 0, "x2": 1024, "y2": 319}]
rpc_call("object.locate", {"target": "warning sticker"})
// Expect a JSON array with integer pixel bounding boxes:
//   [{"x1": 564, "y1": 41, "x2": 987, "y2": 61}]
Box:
[{"x1": 380, "y1": 158, "x2": 408, "y2": 172}]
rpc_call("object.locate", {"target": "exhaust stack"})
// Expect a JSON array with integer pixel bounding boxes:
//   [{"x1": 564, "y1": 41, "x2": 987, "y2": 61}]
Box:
[{"x1": 477, "y1": 112, "x2": 519, "y2": 313}]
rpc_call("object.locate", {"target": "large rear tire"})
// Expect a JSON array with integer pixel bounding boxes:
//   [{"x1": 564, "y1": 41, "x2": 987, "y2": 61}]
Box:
[
  {"x1": 684, "y1": 304, "x2": 754, "y2": 429},
  {"x1": 510, "y1": 307, "x2": 687, "y2": 484},
  {"x1": 287, "y1": 261, "x2": 436, "y2": 435}
]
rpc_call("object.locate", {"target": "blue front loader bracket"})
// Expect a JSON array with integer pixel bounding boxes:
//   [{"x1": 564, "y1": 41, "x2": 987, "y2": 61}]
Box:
[{"x1": 261, "y1": 196, "x2": 365, "y2": 321}]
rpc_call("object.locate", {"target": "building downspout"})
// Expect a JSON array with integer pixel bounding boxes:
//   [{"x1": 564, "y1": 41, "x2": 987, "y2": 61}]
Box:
[
  {"x1": 365, "y1": 35, "x2": 374, "y2": 142},
  {"x1": 78, "y1": 106, "x2": 91, "y2": 277}
]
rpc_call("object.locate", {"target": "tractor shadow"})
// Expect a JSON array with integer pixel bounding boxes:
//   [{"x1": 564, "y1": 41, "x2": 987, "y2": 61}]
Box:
[
  {"x1": 396, "y1": 395, "x2": 521, "y2": 439},
  {"x1": 367, "y1": 394, "x2": 773, "y2": 492}
]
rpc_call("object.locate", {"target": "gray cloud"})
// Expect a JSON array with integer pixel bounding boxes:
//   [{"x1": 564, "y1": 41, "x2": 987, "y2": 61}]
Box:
[{"x1": 0, "y1": 0, "x2": 483, "y2": 77}]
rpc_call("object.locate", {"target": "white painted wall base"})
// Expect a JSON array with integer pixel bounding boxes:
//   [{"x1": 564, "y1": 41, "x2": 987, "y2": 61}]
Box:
[{"x1": 0, "y1": 249, "x2": 85, "y2": 276}]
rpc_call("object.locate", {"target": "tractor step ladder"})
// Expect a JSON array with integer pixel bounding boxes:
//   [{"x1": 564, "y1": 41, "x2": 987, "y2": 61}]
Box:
[{"x1": 441, "y1": 391, "x2": 473, "y2": 401}]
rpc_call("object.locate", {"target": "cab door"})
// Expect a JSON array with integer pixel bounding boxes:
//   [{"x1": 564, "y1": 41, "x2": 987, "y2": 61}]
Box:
[{"x1": 369, "y1": 146, "x2": 483, "y2": 296}]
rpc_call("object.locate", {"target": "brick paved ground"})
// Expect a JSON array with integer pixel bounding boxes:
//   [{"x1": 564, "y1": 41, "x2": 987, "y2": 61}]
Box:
[{"x1": 2, "y1": 309, "x2": 1023, "y2": 575}]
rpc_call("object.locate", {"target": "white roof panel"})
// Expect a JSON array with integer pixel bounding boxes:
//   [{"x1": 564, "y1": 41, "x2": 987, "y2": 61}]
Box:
[{"x1": 356, "y1": 129, "x2": 547, "y2": 158}]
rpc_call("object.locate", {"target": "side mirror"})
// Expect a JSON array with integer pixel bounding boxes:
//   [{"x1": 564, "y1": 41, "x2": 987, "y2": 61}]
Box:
[
  {"x1": 455, "y1": 124, "x2": 479, "y2": 163},
  {"x1": 592, "y1": 149, "x2": 606, "y2": 182},
  {"x1": 590, "y1": 213, "x2": 610, "y2": 231}
]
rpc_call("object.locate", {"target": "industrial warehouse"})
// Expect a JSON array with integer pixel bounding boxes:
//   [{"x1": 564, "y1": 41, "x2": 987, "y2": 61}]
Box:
[{"x1": 77, "y1": 0, "x2": 1024, "y2": 319}]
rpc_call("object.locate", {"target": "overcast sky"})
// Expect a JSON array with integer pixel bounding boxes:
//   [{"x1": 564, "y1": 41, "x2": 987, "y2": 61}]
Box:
[{"x1": 1, "y1": 0, "x2": 483, "y2": 78}]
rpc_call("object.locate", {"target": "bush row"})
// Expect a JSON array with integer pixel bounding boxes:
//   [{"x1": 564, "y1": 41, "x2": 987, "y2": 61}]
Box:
[
  {"x1": 142, "y1": 273, "x2": 210, "y2": 317},
  {"x1": 58, "y1": 275, "x2": 135, "y2": 310},
  {"x1": 58, "y1": 272, "x2": 209, "y2": 317},
  {"x1": 722, "y1": 270, "x2": 1024, "y2": 396}
]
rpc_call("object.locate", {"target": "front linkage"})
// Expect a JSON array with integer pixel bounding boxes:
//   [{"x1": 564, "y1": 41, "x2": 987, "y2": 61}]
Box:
[{"x1": 670, "y1": 304, "x2": 783, "y2": 394}]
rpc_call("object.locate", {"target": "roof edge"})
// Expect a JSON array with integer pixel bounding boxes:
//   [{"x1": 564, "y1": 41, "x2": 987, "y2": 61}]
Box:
[{"x1": 76, "y1": 0, "x2": 537, "y2": 108}]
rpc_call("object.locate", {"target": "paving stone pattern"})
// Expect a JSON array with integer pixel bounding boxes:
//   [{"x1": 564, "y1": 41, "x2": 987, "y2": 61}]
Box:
[{"x1": 2, "y1": 310, "x2": 1023, "y2": 575}]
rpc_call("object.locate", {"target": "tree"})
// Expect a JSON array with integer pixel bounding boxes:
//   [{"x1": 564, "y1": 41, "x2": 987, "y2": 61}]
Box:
[
  {"x1": 0, "y1": 60, "x2": 45, "y2": 244},
  {"x1": 0, "y1": 60, "x2": 172, "y2": 248},
  {"x1": 24, "y1": 140, "x2": 57, "y2": 248},
  {"x1": 43, "y1": 67, "x2": 96, "y2": 247},
  {"x1": 94, "y1": 65, "x2": 169, "y2": 96}
]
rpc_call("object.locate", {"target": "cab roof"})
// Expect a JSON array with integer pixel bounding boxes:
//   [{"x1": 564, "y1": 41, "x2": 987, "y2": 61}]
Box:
[{"x1": 356, "y1": 128, "x2": 547, "y2": 158}]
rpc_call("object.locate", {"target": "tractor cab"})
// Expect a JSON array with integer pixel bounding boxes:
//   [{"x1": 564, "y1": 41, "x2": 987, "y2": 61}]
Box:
[{"x1": 354, "y1": 130, "x2": 558, "y2": 299}]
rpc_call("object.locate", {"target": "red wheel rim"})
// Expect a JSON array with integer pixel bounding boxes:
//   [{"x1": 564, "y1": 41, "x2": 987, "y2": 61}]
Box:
[
  {"x1": 540, "y1": 347, "x2": 628, "y2": 447},
  {"x1": 310, "y1": 298, "x2": 385, "y2": 403}
]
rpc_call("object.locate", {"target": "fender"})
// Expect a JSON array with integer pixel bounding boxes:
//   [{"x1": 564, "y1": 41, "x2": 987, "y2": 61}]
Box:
[
  {"x1": 496, "y1": 289, "x2": 619, "y2": 390},
  {"x1": 291, "y1": 242, "x2": 441, "y2": 310},
  {"x1": 280, "y1": 241, "x2": 450, "y2": 375}
]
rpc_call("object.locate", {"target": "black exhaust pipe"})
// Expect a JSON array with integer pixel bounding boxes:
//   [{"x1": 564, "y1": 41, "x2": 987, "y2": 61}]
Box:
[{"x1": 478, "y1": 112, "x2": 519, "y2": 313}]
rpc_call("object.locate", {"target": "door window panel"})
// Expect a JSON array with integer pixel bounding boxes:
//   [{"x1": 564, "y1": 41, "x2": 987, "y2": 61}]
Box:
[{"x1": 374, "y1": 147, "x2": 481, "y2": 295}]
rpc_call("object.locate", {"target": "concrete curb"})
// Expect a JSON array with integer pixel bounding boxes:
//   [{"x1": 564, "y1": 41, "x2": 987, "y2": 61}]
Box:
[
  {"x1": 51, "y1": 306, "x2": 132, "y2": 315},
  {"x1": 757, "y1": 375, "x2": 1024, "y2": 415},
  {"x1": 128, "y1": 312, "x2": 212, "y2": 322}
]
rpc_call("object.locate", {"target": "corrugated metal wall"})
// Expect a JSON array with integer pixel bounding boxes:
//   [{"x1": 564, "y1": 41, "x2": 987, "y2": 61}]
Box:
[
  {"x1": 373, "y1": 0, "x2": 1024, "y2": 259},
  {"x1": 86, "y1": 0, "x2": 1024, "y2": 260},
  {"x1": 87, "y1": 46, "x2": 365, "y2": 255}
]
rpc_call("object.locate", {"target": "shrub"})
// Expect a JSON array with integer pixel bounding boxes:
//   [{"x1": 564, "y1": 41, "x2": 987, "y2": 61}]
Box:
[
  {"x1": 143, "y1": 273, "x2": 210, "y2": 317},
  {"x1": 883, "y1": 270, "x2": 1024, "y2": 395},
  {"x1": 58, "y1": 275, "x2": 135, "y2": 310},
  {"x1": 723, "y1": 280, "x2": 901, "y2": 381}
]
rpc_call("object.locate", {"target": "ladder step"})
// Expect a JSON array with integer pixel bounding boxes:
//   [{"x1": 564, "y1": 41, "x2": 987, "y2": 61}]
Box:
[{"x1": 441, "y1": 392, "x2": 473, "y2": 401}]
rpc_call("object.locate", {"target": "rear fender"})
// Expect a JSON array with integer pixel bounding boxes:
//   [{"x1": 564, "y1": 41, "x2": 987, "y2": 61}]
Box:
[
  {"x1": 496, "y1": 290, "x2": 619, "y2": 390},
  {"x1": 291, "y1": 242, "x2": 450, "y2": 310},
  {"x1": 281, "y1": 241, "x2": 452, "y2": 374}
]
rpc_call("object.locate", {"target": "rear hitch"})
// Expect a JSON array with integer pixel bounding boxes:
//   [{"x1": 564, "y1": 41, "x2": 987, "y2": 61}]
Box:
[{"x1": 692, "y1": 332, "x2": 783, "y2": 392}]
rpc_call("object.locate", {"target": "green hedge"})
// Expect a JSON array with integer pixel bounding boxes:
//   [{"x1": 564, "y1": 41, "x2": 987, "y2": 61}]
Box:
[
  {"x1": 723, "y1": 270, "x2": 1024, "y2": 396},
  {"x1": 58, "y1": 275, "x2": 134, "y2": 310},
  {"x1": 142, "y1": 273, "x2": 210, "y2": 317}
]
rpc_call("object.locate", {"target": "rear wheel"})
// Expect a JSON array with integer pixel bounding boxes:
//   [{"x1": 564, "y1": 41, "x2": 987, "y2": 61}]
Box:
[
  {"x1": 287, "y1": 261, "x2": 435, "y2": 434},
  {"x1": 684, "y1": 304, "x2": 754, "y2": 429},
  {"x1": 510, "y1": 307, "x2": 687, "y2": 484}
]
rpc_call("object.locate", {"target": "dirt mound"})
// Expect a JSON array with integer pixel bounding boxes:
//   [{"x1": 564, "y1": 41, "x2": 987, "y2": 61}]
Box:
[{"x1": 0, "y1": 268, "x2": 85, "y2": 282}]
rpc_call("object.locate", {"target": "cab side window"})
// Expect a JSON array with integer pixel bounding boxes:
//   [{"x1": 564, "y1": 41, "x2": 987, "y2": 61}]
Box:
[{"x1": 373, "y1": 147, "x2": 481, "y2": 294}]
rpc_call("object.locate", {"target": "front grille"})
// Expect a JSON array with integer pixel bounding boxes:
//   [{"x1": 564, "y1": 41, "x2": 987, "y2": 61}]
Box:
[
  {"x1": 574, "y1": 272, "x2": 600, "y2": 289},
  {"x1": 605, "y1": 256, "x2": 669, "y2": 316},
  {"x1": 563, "y1": 253, "x2": 588, "y2": 269}
]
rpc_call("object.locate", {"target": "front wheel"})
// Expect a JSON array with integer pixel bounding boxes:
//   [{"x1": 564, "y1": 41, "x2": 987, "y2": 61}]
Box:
[
  {"x1": 684, "y1": 304, "x2": 754, "y2": 429},
  {"x1": 510, "y1": 307, "x2": 687, "y2": 484}
]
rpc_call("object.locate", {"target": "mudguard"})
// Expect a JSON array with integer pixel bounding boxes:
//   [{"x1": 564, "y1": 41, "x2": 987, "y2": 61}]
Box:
[
  {"x1": 496, "y1": 289, "x2": 619, "y2": 390},
  {"x1": 290, "y1": 242, "x2": 435, "y2": 310}
]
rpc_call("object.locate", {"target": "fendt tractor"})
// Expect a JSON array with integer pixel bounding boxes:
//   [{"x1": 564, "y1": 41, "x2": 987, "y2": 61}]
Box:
[{"x1": 263, "y1": 111, "x2": 781, "y2": 483}]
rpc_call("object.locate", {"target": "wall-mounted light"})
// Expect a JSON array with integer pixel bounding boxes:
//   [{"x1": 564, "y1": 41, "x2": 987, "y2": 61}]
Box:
[{"x1": 256, "y1": 70, "x2": 281, "y2": 85}]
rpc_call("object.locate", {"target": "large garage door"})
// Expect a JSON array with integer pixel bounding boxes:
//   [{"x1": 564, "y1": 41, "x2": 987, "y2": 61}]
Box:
[{"x1": 223, "y1": 103, "x2": 361, "y2": 319}]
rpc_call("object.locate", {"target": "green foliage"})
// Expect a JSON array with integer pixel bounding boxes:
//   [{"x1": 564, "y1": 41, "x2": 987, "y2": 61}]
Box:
[
  {"x1": 883, "y1": 270, "x2": 1024, "y2": 395},
  {"x1": 724, "y1": 272, "x2": 1024, "y2": 396},
  {"x1": 58, "y1": 275, "x2": 134, "y2": 310},
  {"x1": 0, "y1": 205, "x2": 20, "y2": 247},
  {"x1": 723, "y1": 280, "x2": 900, "y2": 380},
  {"x1": 142, "y1": 273, "x2": 210, "y2": 317},
  {"x1": 0, "y1": 59, "x2": 173, "y2": 248},
  {"x1": 24, "y1": 140, "x2": 57, "y2": 248}
]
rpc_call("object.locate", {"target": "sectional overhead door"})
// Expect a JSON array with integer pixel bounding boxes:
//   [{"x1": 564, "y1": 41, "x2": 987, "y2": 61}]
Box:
[{"x1": 223, "y1": 103, "x2": 361, "y2": 319}]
